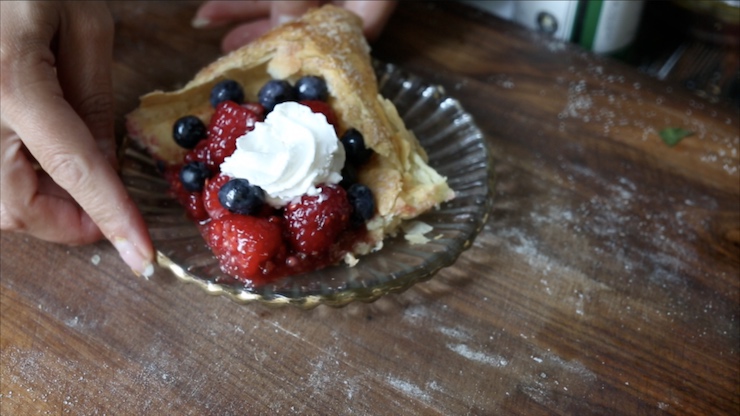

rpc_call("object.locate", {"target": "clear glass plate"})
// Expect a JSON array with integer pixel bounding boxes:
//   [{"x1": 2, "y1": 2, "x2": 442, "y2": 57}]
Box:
[{"x1": 120, "y1": 62, "x2": 493, "y2": 308}]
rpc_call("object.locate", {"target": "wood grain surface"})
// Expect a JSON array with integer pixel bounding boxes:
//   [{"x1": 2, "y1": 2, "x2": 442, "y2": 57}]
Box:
[{"x1": 1, "y1": 2, "x2": 738, "y2": 415}]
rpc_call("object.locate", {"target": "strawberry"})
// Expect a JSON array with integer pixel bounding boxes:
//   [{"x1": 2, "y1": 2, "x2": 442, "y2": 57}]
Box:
[
  {"x1": 184, "y1": 139, "x2": 211, "y2": 166},
  {"x1": 203, "y1": 174, "x2": 231, "y2": 220},
  {"x1": 164, "y1": 165, "x2": 208, "y2": 221},
  {"x1": 300, "y1": 100, "x2": 338, "y2": 131},
  {"x1": 206, "y1": 214, "x2": 285, "y2": 278},
  {"x1": 283, "y1": 184, "x2": 351, "y2": 255},
  {"x1": 164, "y1": 164, "x2": 184, "y2": 197},
  {"x1": 184, "y1": 191, "x2": 208, "y2": 222},
  {"x1": 242, "y1": 102, "x2": 265, "y2": 119},
  {"x1": 190, "y1": 101, "x2": 262, "y2": 170}
]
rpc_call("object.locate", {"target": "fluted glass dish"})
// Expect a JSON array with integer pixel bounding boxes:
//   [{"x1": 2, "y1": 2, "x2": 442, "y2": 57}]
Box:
[{"x1": 120, "y1": 62, "x2": 493, "y2": 308}]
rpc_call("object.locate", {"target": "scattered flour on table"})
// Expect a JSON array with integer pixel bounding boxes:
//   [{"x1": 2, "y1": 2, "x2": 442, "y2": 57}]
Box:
[
  {"x1": 517, "y1": 349, "x2": 598, "y2": 407},
  {"x1": 307, "y1": 359, "x2": 334, "y2": 396},
  {"x1": 385, "y1": 376, "x2": 431, "y2": 403},
  {"x1": 447, "y1": 344, "x2": 509, "y2": 368},
  {"x1": 401, "y1": 304, "x2": 433, "y2": 323},
  {"x1": 492, "y1": 146, "x2": 713, "y2": 324},
  {"x1": 436, "y1": 326, "x2": 471, "y2": 341},
  {"x1": 64, "y1": 316, "x2": 81, "y2": 329},
  {"x1": 487, "y1": 73, "x2": 516, "y2": 89},
  {"x1": 554, "y1": 63, "x2": 739, "y2": 177}
]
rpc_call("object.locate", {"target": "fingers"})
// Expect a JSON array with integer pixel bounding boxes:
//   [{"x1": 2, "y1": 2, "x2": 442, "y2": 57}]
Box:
[
  {"x1": 221, "y1": 19, "x2": 273, "y2": 53},
  {"x1": 270, "y1": 1, "x2": 321, "y2": 26},
  {"x1": 342, "y1": 1, "x2": 397, "y2": 41},
  {"x1": 0, "y1": 134, "x2": 103, "y2": 244},
  {"x1": 194, "y1": 0, "x2": 396, "y2": 52},
  {"x1": 9, "y1": 93, "x2": 154, "y2": 276},
  {"x1": 211, "y1": 0, "x2": 322, "y2": 52},
  {"x1": 192, "y1": 1, "x2": 271, "y2": 28},
  {"x1": 56, "y1": 2, "x2": 117, "y2": 167},
  {"x1": 0, "y1": 2, "x2": 154, "y2": 276}
]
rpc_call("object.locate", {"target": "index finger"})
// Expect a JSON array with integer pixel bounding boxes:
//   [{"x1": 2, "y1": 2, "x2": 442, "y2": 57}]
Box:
[
  {"x1": 5, "y1": 78, "x2": 154, "y2": 276},
  {"x1": 192, "y1": 0, "x2": 272, "y2": 28}
]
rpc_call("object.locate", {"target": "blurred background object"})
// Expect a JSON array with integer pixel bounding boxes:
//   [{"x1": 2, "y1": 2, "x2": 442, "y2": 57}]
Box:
[
  {"x1": 634, "y1": 0, "x2": 739, "y2": 106},
  {"x1": 462, "y1": 0, "x2": 645, "y2": 54},
  {"x1": 463, "y1": 0, "x2": 740, "y2": 106}
]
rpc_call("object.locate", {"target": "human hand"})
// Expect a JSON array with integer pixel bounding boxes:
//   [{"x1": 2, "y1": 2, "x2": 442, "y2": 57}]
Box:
[
  {"x1": 192, "y1": 0, "x2": 397, "y2": 52},
  {"x1": 0, "y1": 1, "x2": 154, "y2": 276}
]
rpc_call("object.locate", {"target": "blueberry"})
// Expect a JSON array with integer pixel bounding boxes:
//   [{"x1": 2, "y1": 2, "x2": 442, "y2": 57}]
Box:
[
  {"x1": 172, "y1": 115, "x2": 207, "y2": 149},
  {"x1": 179, "y1": 162, "x2": 211, "y2": 192},
  {"x1": 339, "y1": 163, "x2": 358, "y2": 189},
  {"x1": 258, "y1": 80, "x2": 295, "y2": 112},
  {"x1": 218, "y1": 178, "x2": 266, "y2": 215},
  {"x1": 294, "y1": 76, "x2": 328, "y2": 102},
  {"x1": 155, "y1": 160, "x2": 167, "y2": 174},
  {"x1": 340, "y1": 128, "x2": 373, "y2": 166},
  {"x1": 210, "y1": 79, "x2": 245, "y2": 107},
  {"x1": 347, "y1": 183, "x2": 375, "y2": 225}
]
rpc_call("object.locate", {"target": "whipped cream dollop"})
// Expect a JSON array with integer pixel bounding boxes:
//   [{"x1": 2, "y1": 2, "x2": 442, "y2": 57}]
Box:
[{"x1": 220, "y1": 101, "x2": 345, "y2": 208}]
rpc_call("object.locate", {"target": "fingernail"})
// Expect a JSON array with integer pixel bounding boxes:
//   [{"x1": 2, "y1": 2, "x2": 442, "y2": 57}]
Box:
[
  {"x1": 113, "y1": 237, "x2": 154, "y2": 278},
  {"x1": 191, "y1": 17, "x2": 210, "y2": 28}
]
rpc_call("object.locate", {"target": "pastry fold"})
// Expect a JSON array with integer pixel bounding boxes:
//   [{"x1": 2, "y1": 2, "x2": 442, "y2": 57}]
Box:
[{"x1": 126, "y1": 5, "x2": 454, "y2": 244}]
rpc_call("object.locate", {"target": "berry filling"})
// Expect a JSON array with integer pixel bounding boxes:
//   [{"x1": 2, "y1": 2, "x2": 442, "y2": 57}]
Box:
[
  {"x1": 173, "y1": 115, "x2": 207, "y2": 149},
  {"x1": 218, "y1": 178, "x2": 266, "y2": 216},
  {"x1": 210, "y1": 79, "x2": 245, "y2": 107},
  {"x1": 204, "y1": 101, "x2": 261, "y2": 169},
  {"x1": 258, "y1": 79, "x2": 296, "y2": 113},
  {"x1": 284, "y1": 184, "x2": 352, "y2": 255},
  {"x1": 295, "y1": 75, "x2": 329, "y2": 101},
  {"x1": 300, "y1": 100, "x2": 339, "y2": 131},
  {"x1": 179, "y1": 161, "x2": 212, "y2": 192},
  {"x1": 164, "y1": 76, "x2": 377, "y2": 286},
  {"x1": 203, "y1": 174, "x2": 232, "y2": 221}
]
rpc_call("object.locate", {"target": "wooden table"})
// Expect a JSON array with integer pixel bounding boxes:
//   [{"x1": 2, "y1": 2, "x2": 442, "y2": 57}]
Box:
[{"x1": 2, "y1": 2, "x2": 738, "y2": 414}]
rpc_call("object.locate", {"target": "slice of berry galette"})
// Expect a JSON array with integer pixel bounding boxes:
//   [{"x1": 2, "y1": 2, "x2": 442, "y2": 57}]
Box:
[{"x1": 126, "y1": 5, "x2": 454, "y2": 285}]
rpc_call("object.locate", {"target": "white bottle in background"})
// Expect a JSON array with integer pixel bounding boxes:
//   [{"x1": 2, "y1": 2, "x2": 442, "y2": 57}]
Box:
[{"x1": 462, "y1": 0, "x2": 645, "y2": 55}]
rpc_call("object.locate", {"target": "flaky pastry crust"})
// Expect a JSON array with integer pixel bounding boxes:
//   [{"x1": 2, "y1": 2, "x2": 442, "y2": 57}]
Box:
[{"x1": 126, "y1": 5, "x2": 454, "y2": 248}]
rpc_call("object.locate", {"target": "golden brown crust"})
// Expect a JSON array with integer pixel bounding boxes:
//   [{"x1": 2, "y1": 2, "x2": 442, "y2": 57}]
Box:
[{"x1": 126, "y1": 5, "x2": 453, "y2": 248}]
